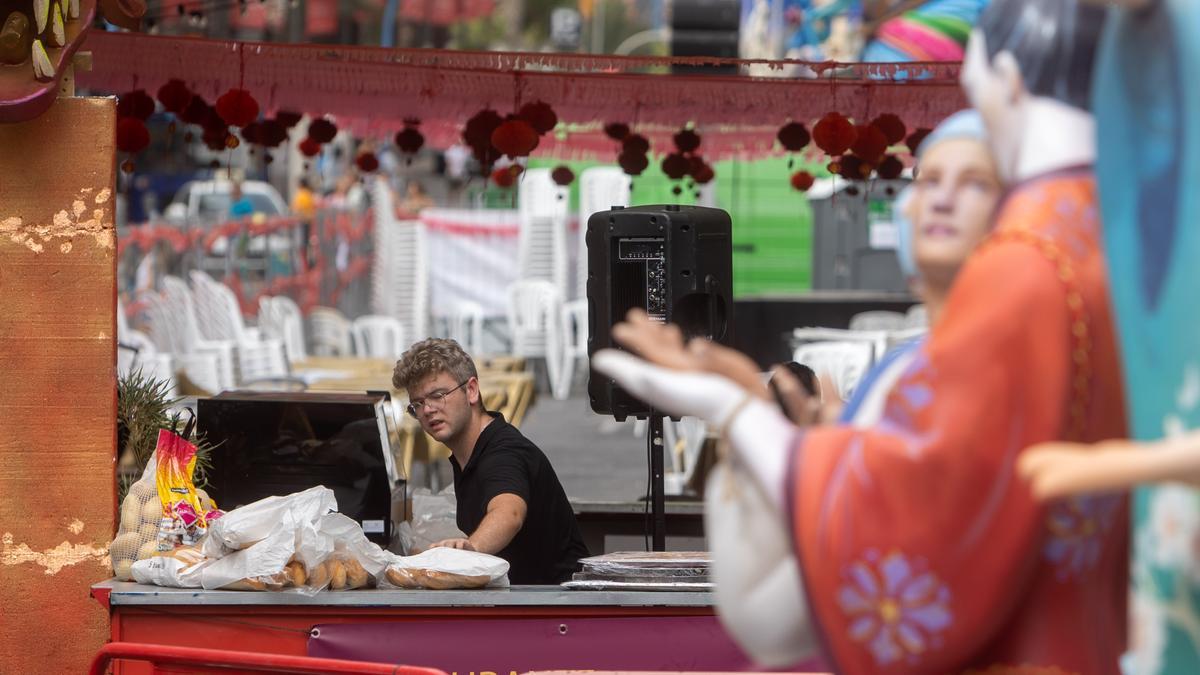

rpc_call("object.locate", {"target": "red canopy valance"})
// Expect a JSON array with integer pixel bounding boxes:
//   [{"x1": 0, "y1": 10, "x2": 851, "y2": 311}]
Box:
[{"x1": 78, "y1": 31, "x2": 968, "y2": 159}]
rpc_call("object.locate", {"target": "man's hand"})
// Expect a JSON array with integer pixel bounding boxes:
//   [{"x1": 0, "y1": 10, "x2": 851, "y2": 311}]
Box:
[{"x1": 431, "y1": 538, "x2": 476, "y2": 551}]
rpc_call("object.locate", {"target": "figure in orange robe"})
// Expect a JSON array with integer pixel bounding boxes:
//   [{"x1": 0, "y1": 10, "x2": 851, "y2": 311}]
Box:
[{"x1": 790, "y1": 168, "x2": 1129, "y2": 673}]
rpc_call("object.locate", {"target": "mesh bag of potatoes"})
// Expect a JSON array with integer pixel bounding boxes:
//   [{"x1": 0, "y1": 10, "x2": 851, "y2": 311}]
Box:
[
  {"x1": 382, "y1": 547, "x2": 510, "y2": 590},
  {"x1": 109, "y1": 455, "x2": 219, "y2": 582}
]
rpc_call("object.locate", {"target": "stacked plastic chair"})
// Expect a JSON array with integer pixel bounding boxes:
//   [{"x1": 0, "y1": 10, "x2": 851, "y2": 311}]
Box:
[
  {"x1": 369, "y1": 176, "x2": 429, "y2": 345},
  {"x1": 188, "y1": 271, "x2": 289, "y2": 385},
  {"x1": 505, "y1": 279, "x2": 563, "y2": 395},
  {"x1": 517, "y1": 168, "x2": 570, "y2": 300}
]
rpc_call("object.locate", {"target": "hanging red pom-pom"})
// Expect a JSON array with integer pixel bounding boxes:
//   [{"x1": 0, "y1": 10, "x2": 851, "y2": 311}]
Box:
[
  {"x1": 179, "y1": 96, "x2": 210, "y2": 126},
  {"x1": 116, "y1": 117, "x2": 151, "y2": 154},
  {"x1": 661, "y1": 153, "x2": 689, "y2": 181},
  {"x1": 906, "y1": 128, "x2": 932, "y2": 155},
  {"x1": 813, "y1": 113, "x2": 857, "y2": 156},
  {"x1": 201, "y1": 108, "x2": 228, "y2": 137},
  {"x1": 876, "y1": 155, "x2": 904, "y2": 180},
  {"x1": 491, "y1": 166, "x2": 517, "y2": 188},
  {"x1": 686, "y1": 155, "x2": 707, "y2": 178},
  {"x1": 307, "y1": 118, "x2": 338, "y2": 144},
  {"x1": 240, "y1": 121, "x2": 262, "y2": 145},
  {"x1": 673, "y1": 128, "x2": 701, "y2": 154},
  {"x1": 473, "y1": 144, "x2": 501, "y2": 170},
  {"x1": 871, "y1": 114, "x2": 907, "y2": 145},
  {"x1": 464, "y1": 109, "x2": 503, "y2": 149},
  {"x1": 202, "y1": 128, "x2": 228, "y2": 152},
  {"x1": 275, "y1": 111, "x2": 303, "y2": 128},
  {"x1": 355, "y1": 152, "x2": 380, "y2": 173},
  {"x1": 604, "y1": 122, "x2": 631, "y2": 141},
  {"x1": 395, "y1": 124, "x2": 425, "y2": 154},
  {"x1": 156, "y1": 79, "x2": 192, "y2": 115},
  {"x1": 215, "y1": 88, "x2": 259, "y2": 128},
  {"x1": 837, "y1": 155, "x2": 868, "y2": 181},
  {"x1": 490, "y1": 118, "x2": 539, "y2": 158},
  {"x1": 257, "y1": 120, "x2": 288, "y2": 148},
  {"x1": 790, "y1": 171, "x2": 814, "y2": 192},
  {"x1": 777, "y1": 122, "x2": 811, "y2": 152},
  {"x1": 518, "y1": 101, "x2": 558, "y2": 135},
  {"x1": 622, "y1": 134, "x2": 650, "y2": 156},
  {"x1": 692, "y1": 163, "x2": 715, "y2": 185},
  {"x1": 117, "y1": 90, "x2": 156, "y2": 121},
  {"x1": 299, "y1": 137, "x2": 322, "y2": 157},
  {"x1": 851, "y1": 124, "x2": 889, "y2": 164},
  {"x1": 551, "y1": 165, "x2": 575, "y2": 186},
  {"x1": 618, "y1": 151, "x2": 649, "y2": 176}
]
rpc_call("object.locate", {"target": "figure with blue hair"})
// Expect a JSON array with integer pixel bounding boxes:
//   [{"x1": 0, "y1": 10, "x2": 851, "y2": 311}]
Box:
[{"x1": 1016, "y1": 1, "x2": 1200, "y2": 672}]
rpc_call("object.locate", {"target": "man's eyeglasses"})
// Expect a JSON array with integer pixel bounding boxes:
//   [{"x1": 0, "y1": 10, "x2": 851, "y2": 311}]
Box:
[{"x1": 406, "y1": 380, "x2": 470, "y2": 418}]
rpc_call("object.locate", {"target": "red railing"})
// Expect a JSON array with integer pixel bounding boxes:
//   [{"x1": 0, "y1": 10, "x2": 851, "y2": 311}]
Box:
[{"x1": 89, "y1": 642, "x2": 450, "y2": 675}]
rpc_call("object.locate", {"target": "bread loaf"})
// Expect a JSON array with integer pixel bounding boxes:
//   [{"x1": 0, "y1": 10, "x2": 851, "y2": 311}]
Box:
[{"x1": 385, "y1": 567, "x2": 490, "y2": 590}]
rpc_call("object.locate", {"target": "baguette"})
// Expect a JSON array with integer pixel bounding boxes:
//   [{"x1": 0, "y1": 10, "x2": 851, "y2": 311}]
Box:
[{"x1": 385, "y1": 567, "x2": 491, "y2": 590}]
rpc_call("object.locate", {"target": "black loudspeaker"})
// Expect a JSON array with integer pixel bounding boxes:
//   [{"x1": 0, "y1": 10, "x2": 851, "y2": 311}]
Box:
[
  {"x1": 586, "y1": 205, "x2": 734, "y2": 420},
  {"x1": 671, "y1": 0, "x2": 741, "y2": 76}
]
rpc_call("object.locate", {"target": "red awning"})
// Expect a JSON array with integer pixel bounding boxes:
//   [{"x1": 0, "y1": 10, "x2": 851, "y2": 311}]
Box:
[{"x1": 78, "y1": 31, "x2": 967, "y2": 159}]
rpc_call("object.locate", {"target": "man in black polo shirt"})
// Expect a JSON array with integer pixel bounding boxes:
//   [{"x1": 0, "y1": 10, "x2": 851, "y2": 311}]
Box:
[{"x1": 393, "y1": 338, "x2": 589, "y2": 584}]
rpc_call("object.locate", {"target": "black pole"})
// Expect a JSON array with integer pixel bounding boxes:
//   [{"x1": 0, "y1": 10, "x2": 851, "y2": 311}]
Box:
[{"x1": 649, "y1": 414, "x2": 666, "y2": 551}]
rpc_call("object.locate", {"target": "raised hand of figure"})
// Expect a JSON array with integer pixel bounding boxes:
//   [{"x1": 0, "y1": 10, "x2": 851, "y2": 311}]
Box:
[
  {"x1": 612, "y1": 308, "x2": 771, "y2": 399},
  {"x1": 593, "y1": 348, "x2": 795, "y2": 509},
  {"x1": 611, "y1": 309, "x2": 699, "y2": 371},
  {"x1": 1019, "y1": 436, "x2": 1200, "y2": 500},
  {"x1": 592, "y1": 349, "x2": 751, "y2": 424}
]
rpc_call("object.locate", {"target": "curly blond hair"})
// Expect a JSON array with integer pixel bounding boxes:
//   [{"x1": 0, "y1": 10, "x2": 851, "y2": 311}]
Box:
[{"x1": 392, "y1": 338, "x2": 478, "y2": 392}]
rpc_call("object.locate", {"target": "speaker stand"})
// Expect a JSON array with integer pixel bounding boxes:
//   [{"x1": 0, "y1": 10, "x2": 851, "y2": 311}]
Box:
[{"x1": 648, "y1": 414, "x2": 667, "y2": 551}]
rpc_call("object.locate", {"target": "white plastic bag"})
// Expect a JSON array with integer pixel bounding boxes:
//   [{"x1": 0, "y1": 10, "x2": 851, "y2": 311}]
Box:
[
  {"x1": 382, "y1": 547, "x2": 509, "y2": 590},
  {"x1": 306, "y1": 513, "x2": 393, "y2": 591},
  {"x1": 202, "y1": 485, "x2": 337, "y2": 557},
  {"x1": 131, "y1": 545, "x2": 210, "y2": 588},
  {"x1": 200, "y1": 516, "x2": 309, "y2": 591},
  {"x1": 705, "y1": 461, "x2": 816, "y2": 667},
  {"x1": 396, "y1": 486, "x2": 465, "y2": 555}
]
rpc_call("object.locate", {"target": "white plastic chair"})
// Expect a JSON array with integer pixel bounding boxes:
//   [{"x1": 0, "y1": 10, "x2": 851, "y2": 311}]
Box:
[
  {"x1": 117, "y1": 328, "x2": 178, "y2": 397},
  {"x1": 792, "y1": 326, "x2": 890, "y2": 365},
  {"x1": 849, "y1": 310, "x2": 908, "y2": 332},
  {"x1": 576, "y1": 167, "x2": 631, "y2": 300},
  {"x1": 309, "y1": 307, "x2": 354, "y2": 357},
  {"x1": 506, "y1": 279, "x2": 563, "y2": 394},
  {"x1": 552, "y1": 299, "x2": 589, "y2": 400},
  {"x1": 792, "y1": 341, "x2": 875, "y2": 400},
  {"x1": 351, "y1": 315, "x2": 408, "y2": 359},
  {"x1": 189, "y1": 271, "x2": 288, "y2": 383},
  {"x1": 370, "y1": 177, "x2": 430, "y2": 343},
  {"x1": 448, "y1": 300, "x2": 485, "y2": 355},
  {"x1": 905, "y1": 304, "x2": 929, "y2": 328},
  {"x1": 159, "y1": 275, "x2": 237, "y2": 391},
  {"x1": 662, "y1": 416, "x2": 709, "y2": 496},
  {"x1": 517, "y1": 169, "x2": 570, "y2": 300},
  {"x1": 259, "y1": 295, "x2": 307, "y2": 365}
]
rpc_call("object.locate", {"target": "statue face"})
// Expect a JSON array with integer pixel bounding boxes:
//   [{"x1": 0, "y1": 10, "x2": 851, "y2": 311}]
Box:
[
  {"x1": 961, "y1": 30, "x2": 1023, "y2": 183},
  {"x1": 910, "y1": 137, "x2": 1002, "y2": 285}
]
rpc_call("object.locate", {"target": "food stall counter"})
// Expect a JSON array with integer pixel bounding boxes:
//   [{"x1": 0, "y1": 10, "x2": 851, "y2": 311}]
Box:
[{"x1": 91, "y1": 581, "x2": 750, "y2": 674}]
